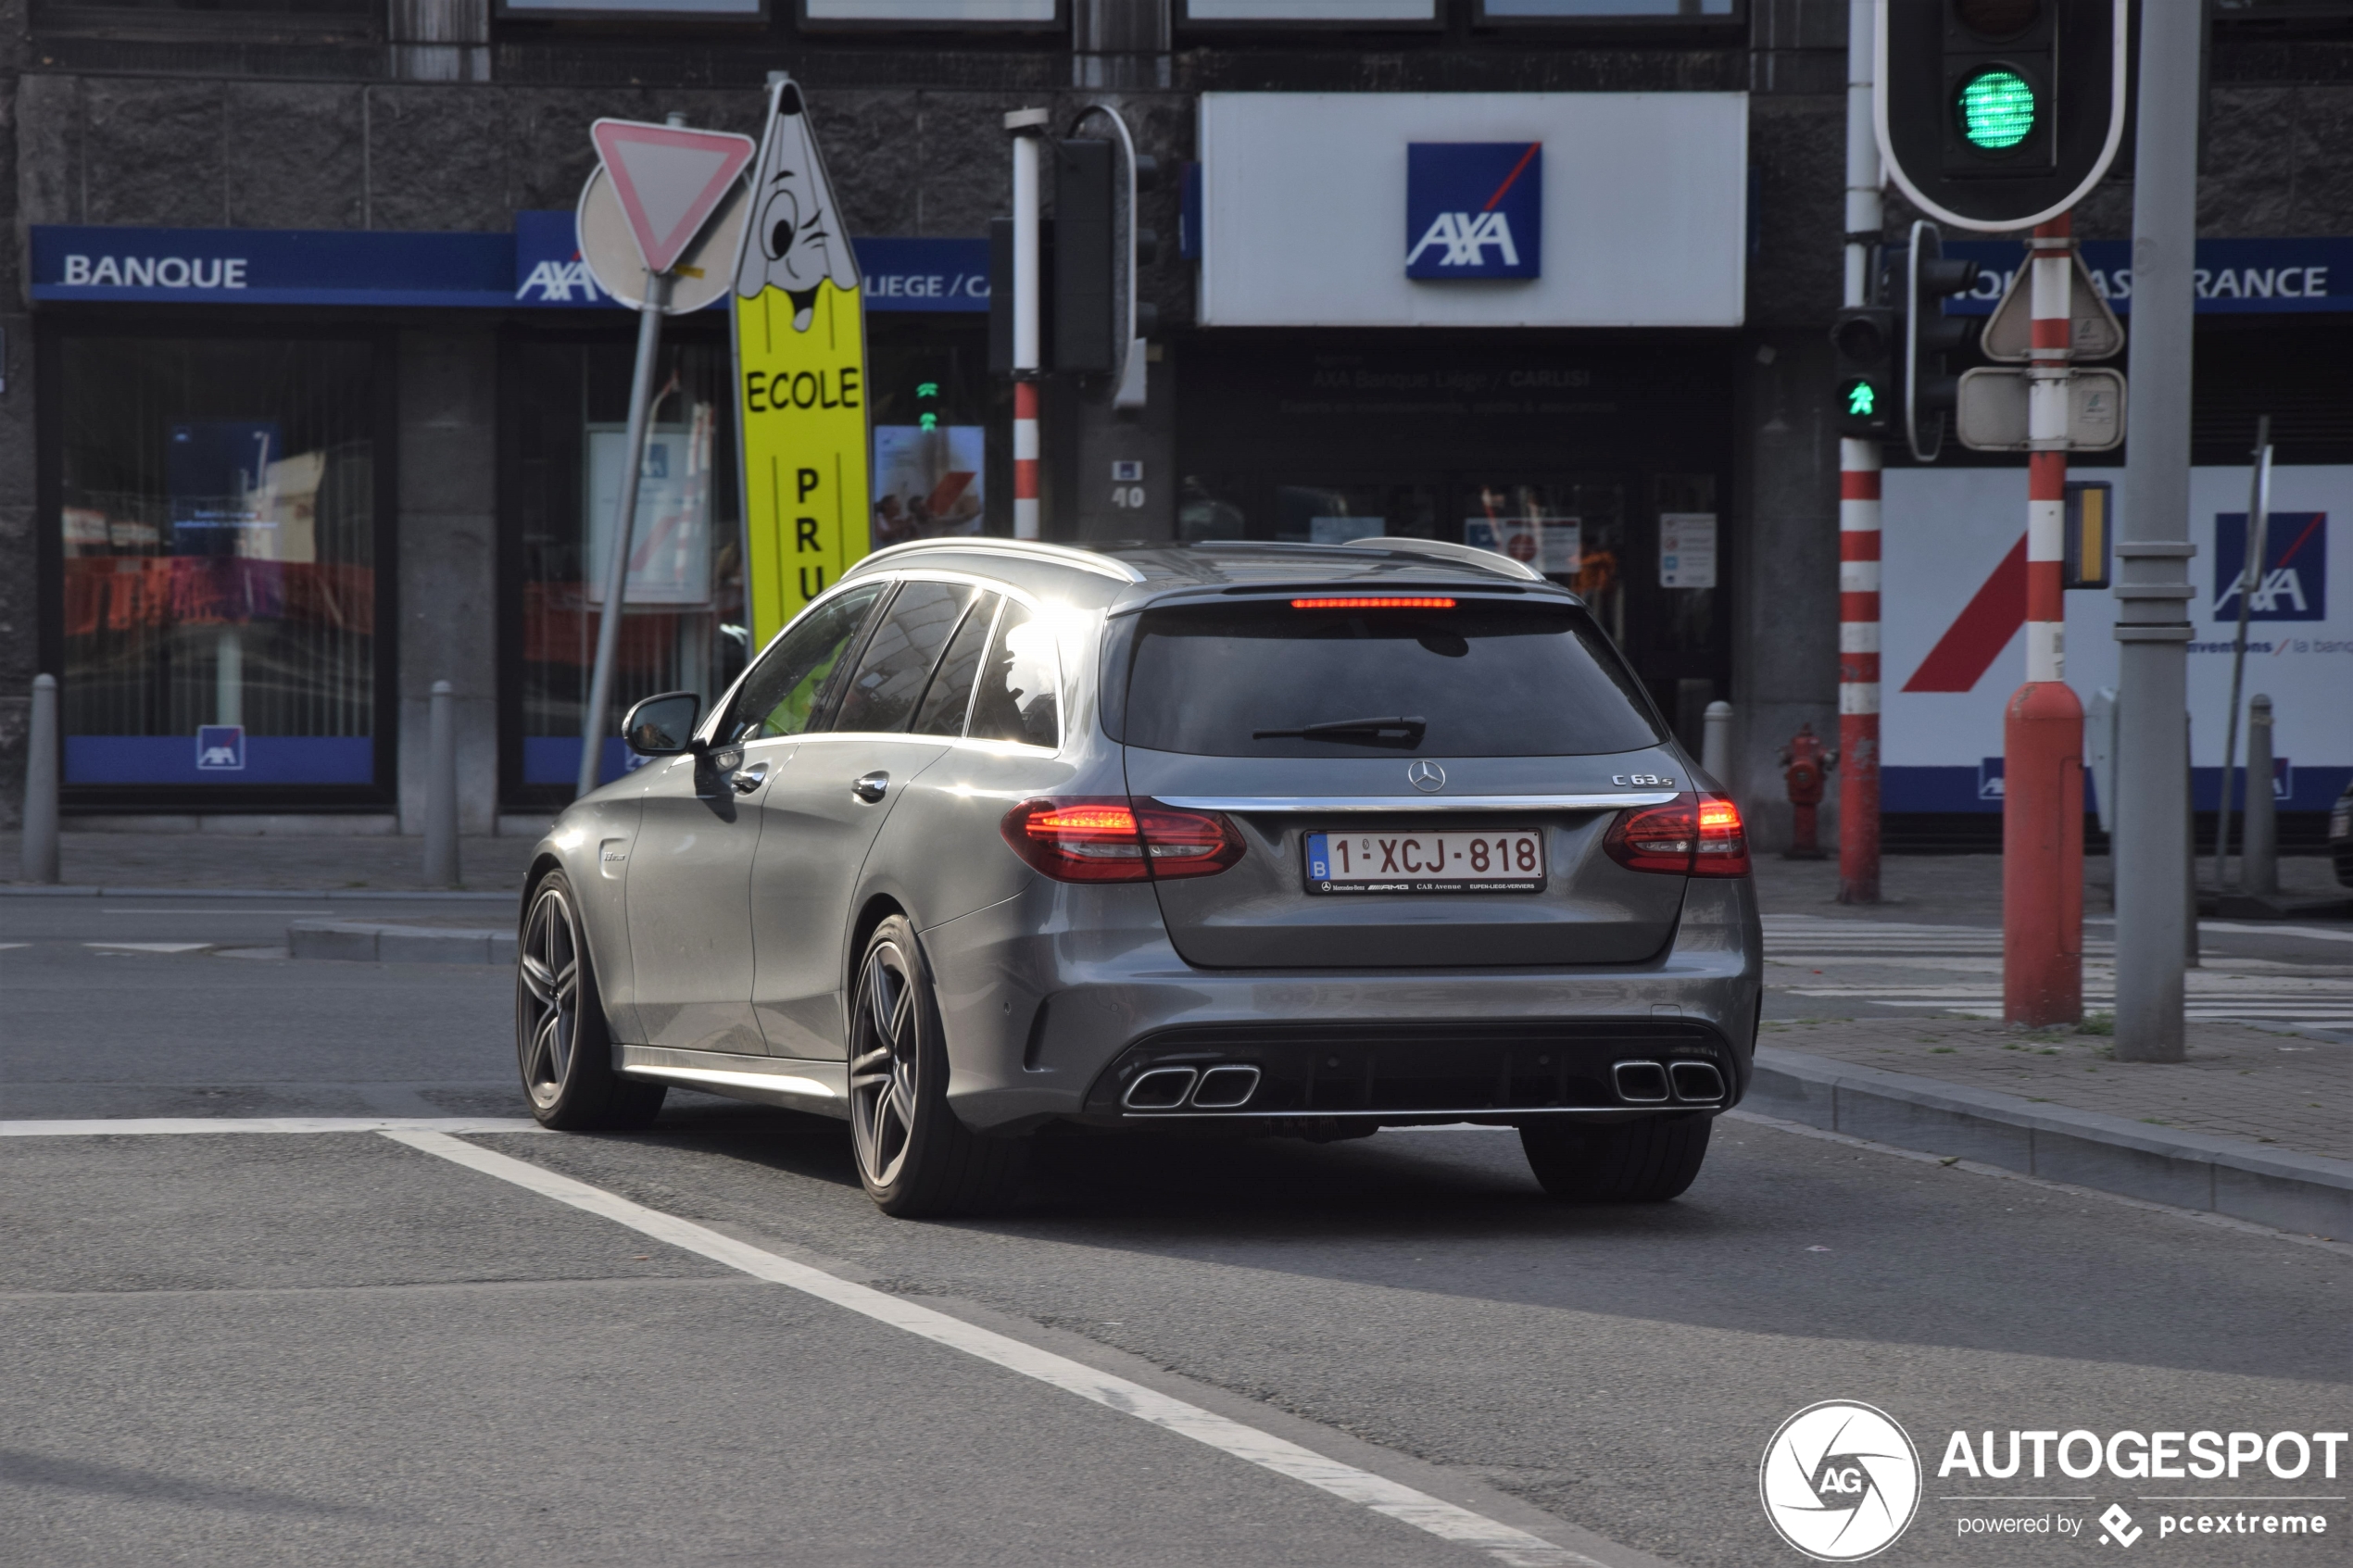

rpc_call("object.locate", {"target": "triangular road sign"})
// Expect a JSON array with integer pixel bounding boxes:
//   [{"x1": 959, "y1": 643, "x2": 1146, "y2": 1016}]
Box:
[
  {"x1": 1979, "y1": 247, "x2": 2125, "y2": 363},
  {"x1": 590, "y1": 119, "x2": 756, "y2": 277}
]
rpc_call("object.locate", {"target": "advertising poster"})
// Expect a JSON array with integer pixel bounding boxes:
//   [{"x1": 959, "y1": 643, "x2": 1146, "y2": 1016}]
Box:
[
  {"x1": 1881, "y1": 464, "x2": 2350, "y2": 813},
  {"x1": 871, "y1": 423, "x2": 985, "y2": 548},
  {"x1": 732, "y1": 74, "x2": 869, "y2": 647}
]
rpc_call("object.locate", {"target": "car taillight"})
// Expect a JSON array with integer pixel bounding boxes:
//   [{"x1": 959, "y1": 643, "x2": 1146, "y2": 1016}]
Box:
[
  {"x1": 1603, "y1": 792, "x2": 1751, "y2": 879},
  {"x1": 1000, "y1": 797, "x2": 1245, "y2": 884}
]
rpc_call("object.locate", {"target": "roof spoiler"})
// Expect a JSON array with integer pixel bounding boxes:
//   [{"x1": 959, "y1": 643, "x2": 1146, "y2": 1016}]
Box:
[{"x1": 1340, "y1": 535, "x2": 1545, "y2": 583}]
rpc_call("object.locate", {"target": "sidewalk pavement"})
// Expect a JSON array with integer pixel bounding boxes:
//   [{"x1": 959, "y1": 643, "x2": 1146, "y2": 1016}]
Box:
[
  {"x1": 1, "y1": 829, "x2": 546, "y2": 893},
  {"x1": 1749, "y1": 849, "x2": 2347, "y2": 924}
]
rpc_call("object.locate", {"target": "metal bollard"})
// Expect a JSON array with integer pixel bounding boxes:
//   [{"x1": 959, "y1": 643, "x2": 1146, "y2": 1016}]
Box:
[
  {"x1": 1702, "y1": 700, "x2": 1733, "y2": 784},
  {"x1": 21, "y1": 674, "x2": 59, "y2": 884},
  {"x1": 423, "y1": 680, "x2": 460, "y2": 888},
  {"x1": 2242, "y1": 694, "x2": 2277, "y2": 896}
]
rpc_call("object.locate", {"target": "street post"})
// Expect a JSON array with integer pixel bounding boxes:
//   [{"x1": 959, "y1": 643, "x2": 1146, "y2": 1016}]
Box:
[
  {"x1": 1006, "y1": 107, "x2": 1050, "y2": 541},
  {"x1": 1838, "y1": 0, "x2": 1882, "y2": 906},
  {"x1": 2111, "y1": 0, "x2": 2207, "y2": 1061}
]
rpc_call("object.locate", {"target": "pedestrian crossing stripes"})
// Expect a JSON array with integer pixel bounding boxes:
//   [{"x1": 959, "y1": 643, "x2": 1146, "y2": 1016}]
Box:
[{"x1": 1762, "y1": 915, "x2": 2353, "y2": 1031}]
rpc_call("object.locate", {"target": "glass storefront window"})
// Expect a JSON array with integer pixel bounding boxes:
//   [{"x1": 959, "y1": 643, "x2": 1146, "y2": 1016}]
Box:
[
  {"x1": 867, "y1": 335, "x2": 995, "y2": 547},
  {"x1": 507, "y1": 334, "x2": 746, "y2": 797},
  {"x1": 56, "y1": 334, "x2": 384, "y2": 791},
  {"x1": 1464, "y1": 478, "x2": 1627, "y2": 644}
]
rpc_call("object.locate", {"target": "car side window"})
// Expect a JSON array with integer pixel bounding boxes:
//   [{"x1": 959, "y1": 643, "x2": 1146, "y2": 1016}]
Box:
[
  {"x1": 832, "y1": 580, "x2": 976, "y2": 734},
  {"x1": 966, "y1": 600, "x2": 1060, "y2": 748},
  {"x1": 912, "y1": 592, "x2": 1000, "y2": 736},
  {"x1": 722, "y1": 583, "x2": 887, "y2": 745}
]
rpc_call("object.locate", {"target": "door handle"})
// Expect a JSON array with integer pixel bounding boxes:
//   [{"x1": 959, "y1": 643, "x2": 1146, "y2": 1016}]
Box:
[
  {"x1": 730, "y1": 761, "x2": 770, "y2": 795},
  {"x1": 851, "y1": 771, "x2": 889, "y2": 804}
]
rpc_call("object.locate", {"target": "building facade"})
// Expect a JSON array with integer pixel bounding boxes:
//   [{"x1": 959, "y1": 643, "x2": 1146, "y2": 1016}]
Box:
[{"x1": 1, "y1": 0, "x2": 2347, "y2": 849}]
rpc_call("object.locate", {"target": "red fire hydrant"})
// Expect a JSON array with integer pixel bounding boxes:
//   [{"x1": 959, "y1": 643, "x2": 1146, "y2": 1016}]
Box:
[{"x1": 1780, "y1": 722, "x2": 1836, "y2": 860}]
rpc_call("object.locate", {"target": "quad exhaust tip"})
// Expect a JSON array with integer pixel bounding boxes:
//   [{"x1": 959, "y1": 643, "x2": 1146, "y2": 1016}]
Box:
[
  {"x1": 1191, "y1": 1064, "x2": 1261, "y2": 1110},
  {"x1": 1123, "y1": 1066, "x2": 1198, "y2": 1110},
  {"x1": 1612, "y1": 1060, "x2": 1670, "y2": 1103},
  {"x1": 1667, "y1": 1060, "x2": 1727, "y2": 1103},
  {"x1": 1122, "y1": 1063, "x2": 1263, "y2": 1111}
]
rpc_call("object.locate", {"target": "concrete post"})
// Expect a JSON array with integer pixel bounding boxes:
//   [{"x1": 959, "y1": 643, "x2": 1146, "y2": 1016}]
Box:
[
  {"x1": 20, "y1": 674, "x2": 58, "y2": 884},
  {"x1": 2109, "y1": 0, "x2": 2204, "y2": 1062},
  {"x1": 424, "y1": 680, "x2": 459, "y2": 887},
  {"x1": 1703, "y1": 700, "x2": 1734, "y2": 784},
  {"x1": 2242, "y1": 695, "x2": 2277, "y2": 897}
]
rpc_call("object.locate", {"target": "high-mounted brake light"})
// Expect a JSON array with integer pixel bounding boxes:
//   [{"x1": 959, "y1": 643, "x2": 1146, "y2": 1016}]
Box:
[
  {"x1": 1602, "y1": 793, "x2": 1751, "y2": 879},
  {"x1": 1289, "y1": 596, "x2": 1457, "y2": 610},
  {"x1": 1000, "y1": 797, "x2": 1246, "y2": 884}
]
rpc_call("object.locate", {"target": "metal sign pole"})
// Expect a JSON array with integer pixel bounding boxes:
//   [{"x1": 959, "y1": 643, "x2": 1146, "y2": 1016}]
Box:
[
  {"x1": 1837, "y1": 0, "x2": 1884, "y2": 906},
  {"x1": 2111, "y1": 0, "x2": 2205, "y2": 1064},
  {"x1": 575, "y1": 269, "x2": 674, "y2": 800},
  {"x1": 2213, "y1": 420, "x2": 2272, "y2": 890}
]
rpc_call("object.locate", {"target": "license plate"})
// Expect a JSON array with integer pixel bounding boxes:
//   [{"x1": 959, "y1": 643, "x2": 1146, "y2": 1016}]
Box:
[{"x1": 1303, "y1": 830, "x2": 1546, "y2": 895}]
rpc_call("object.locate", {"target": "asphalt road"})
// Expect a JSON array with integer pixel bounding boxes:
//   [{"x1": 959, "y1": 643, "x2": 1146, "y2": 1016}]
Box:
[{"x1": 3, "y1": 899, "x2": 2346, "y2": 1567}]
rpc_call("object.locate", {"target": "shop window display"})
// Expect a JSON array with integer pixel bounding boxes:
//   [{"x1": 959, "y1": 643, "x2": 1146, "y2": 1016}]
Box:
[
  {"x1": 55, "y1": 336, "x2": 382, "y2": 790},
  {"x1": 508, "y1": 335, "x2": 746, "y2": 795}
]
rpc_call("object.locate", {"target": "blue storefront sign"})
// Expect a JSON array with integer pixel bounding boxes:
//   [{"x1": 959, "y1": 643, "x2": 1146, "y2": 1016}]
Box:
[
  {"x1": 33, "y1": 221, "x2": 988, "y2": 314},
  {"x1": 1405, "y1": 143, "x2": 1542, "y2": 282},
  {"x1": 1945, "y1": 237, "x2": 2351, "y2": 315}
]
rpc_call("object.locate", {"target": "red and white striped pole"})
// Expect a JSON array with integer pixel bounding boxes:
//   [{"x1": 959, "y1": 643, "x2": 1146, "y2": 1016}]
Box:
[
  {"x1": 1836, "y1": 0, "x2": 1881, "y2": 903},
  {"x1": 1006, "y1": 107, "x2": 1048, "y2": 540},
  {"x1": 2003, "y1": 214, "x2": 2085, "y2": 1025},
  {"x1": 1839, "y1": 443, "x2": 1881, "y2": 903}
]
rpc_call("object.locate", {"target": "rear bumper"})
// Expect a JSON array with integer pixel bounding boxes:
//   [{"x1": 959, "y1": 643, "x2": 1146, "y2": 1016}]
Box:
[{"x1": 921, "y1": 875, "x2": 1761, "y2": 1134}]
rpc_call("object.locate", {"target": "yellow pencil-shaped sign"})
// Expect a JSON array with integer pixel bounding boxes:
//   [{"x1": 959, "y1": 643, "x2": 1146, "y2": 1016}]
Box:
[{"x1": 733, "y1": 75, "x2": 869, "y2": 646}]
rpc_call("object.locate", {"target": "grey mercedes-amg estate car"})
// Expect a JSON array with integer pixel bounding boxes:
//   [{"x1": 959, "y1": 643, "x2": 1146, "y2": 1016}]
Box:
[{"x1": 517, "y1": 537, "x2": 1761, "y2": 1215}]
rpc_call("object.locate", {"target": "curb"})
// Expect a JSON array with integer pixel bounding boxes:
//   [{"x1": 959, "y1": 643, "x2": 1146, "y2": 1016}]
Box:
[
  {"x1": 1, "y1": 886, "x2": 517, "y2": 900},
  {"x1": 289, "y1": 921, "x2": 517, "y2": 966},
  {"x1": 1747, "y1": 1045, "x2": 2351, "y2": 1239}
]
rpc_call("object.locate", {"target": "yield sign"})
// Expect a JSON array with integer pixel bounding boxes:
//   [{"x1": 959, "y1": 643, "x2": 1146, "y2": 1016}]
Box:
[{"x1": 589, "y1": 118, "x2": 757, "y2": 277}]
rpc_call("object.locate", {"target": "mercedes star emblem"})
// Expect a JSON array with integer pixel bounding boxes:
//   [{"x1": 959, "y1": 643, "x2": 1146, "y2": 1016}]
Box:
[{"x1": 1406, "y1": 760, "x2": 1446, "y2": 793}]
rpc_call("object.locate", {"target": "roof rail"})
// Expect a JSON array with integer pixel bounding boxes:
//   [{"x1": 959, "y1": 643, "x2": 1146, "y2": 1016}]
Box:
[
  {"x1": 847, "y1": 538, "x2": 1146, "y2": 584},
  {"x1": 1340, "y1": 535, "x2": 1545, "y2": 583}
]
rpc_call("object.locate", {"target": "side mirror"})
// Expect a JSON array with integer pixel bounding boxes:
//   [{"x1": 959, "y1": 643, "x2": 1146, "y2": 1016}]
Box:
[{"x1": 623, "y1": 691, "x2": 703, "y2": 757}]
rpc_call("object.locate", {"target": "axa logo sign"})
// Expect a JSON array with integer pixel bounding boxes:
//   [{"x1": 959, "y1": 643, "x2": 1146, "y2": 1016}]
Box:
[
  {"x1": 516, "y1": 258, "x2": 608, "y2": 306},
  {"x1": 2215, "y1": 510, "x2": 2326, "y2": 622},
  {"x1": 1405, "y1": 142, "x2": 1541, "y2": 281}
]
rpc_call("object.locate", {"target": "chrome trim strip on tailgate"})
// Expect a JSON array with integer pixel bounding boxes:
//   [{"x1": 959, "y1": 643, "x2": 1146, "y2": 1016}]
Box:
[{"x1": 1151, "y1": 793, "x2": 1680, "y2": 813}]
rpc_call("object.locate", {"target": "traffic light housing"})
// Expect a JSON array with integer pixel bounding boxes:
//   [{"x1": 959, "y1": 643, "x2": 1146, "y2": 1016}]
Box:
[
  {"x1": 1831, "y1": 305, "x2": 1897, "y2": 441},
  {"x1": 1893, "y1": 220, "x2": 1981, "y2": 461},
  {"x1": 1053, "y1": 136, "x2": 1119, "y2": 373},
  {"x1": 1876, "y1": 0, "x2": 2128, "y2": 232}
]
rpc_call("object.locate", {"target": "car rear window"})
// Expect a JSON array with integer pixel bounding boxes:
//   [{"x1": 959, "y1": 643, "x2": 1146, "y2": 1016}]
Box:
[{"x1": 1122, "y1": 597, "x2": 1662, "y2": 758}]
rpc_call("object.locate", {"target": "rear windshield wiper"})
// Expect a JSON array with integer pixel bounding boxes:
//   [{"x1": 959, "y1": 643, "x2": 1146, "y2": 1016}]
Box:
[{"x1": 1252, "y1": 715, "x2": 1428, "y2": 746}]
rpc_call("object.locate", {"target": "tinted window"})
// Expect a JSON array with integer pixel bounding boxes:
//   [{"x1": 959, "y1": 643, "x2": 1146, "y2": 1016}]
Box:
[
  {"x1": 967, "y1": 602, "x2": 1060, "y2": 748},
  {"x1": 912, "y1": 592, "x2": 1000, "y2": 736},
  {"x1": 833, "y1": 580, "x2": 975, "y2": 734},
  {"x1": 1124, "y1": 599, "x2": 1661, "y2": 758},
  {"x1": 723, "y1": 584, "x2": 887, "y2": 743}
]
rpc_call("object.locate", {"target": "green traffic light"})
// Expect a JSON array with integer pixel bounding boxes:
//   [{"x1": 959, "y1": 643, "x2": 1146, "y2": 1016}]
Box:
[
  {"x1": 1846, "y1": 381, "x2": 1877, "y2": 418},
  {"x1": 1957, "y1": 67, "x2": 2037, "y2": 151}
]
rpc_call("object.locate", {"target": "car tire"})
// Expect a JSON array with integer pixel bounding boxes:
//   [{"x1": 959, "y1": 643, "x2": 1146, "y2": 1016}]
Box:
[
  {"x1": 1519, "y1": 1114, "x2": 1711, "y2": 1202},
  {"x1": 848, "y1": 915, "x2": 1025, "y2": 1217},
  {"x1": 517, "y1": 871, "x2": 667, "y2": 1132}
]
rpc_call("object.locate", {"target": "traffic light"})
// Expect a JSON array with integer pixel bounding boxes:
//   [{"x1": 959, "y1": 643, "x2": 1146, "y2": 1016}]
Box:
[
  {"x1": 1876, "y1": 0, "x2": 2128, "y2": 232},
  {"x1": 1831, "y1": 305, "x2": 1896, "y2": 440},
  {"x1": 1053, "y1": 136, "x2": 1119, "y2": 373},
  {"x1": 1051, "y1": 137, "x2": 1163, "y2": 380},
  {"x1": 1892, "y1": 220, "x2": 1981, "y2": 461}
]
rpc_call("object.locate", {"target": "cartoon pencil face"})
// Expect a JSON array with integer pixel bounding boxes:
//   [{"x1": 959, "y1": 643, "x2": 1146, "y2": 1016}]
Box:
[{"x1": 735, "y1": 78, "x2": 861, "y2": 331}]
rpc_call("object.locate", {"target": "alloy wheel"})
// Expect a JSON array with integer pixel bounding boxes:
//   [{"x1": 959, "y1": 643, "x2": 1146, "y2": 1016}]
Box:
[
  {"x1": 848, "y1": 939, "x2": 921, "y2": 1191},
  {"x1": 517, "y1": 884, "x2": 582, "y2": 1110}
]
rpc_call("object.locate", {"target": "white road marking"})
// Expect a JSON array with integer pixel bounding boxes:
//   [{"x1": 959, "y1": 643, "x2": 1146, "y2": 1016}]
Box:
[
  {"x1": 101, "y1": 908, "x2": 330, "y2": 916},
  {"x1": 2, "y1": 1117, "x2": 544, "y2": 1136},
  {"x1": 83, "y1": 941, "x2": 212, "y2": 953},
  {"x1": 382, "y1": 1129, "x2": 1604, "y2": 1568},
  {"x1": 0, "y1": 943, "x2": 26, "y2": 952}
]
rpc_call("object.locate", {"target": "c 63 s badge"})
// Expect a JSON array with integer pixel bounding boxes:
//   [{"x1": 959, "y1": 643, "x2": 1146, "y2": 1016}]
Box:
[{"x1": 1761, "y1": 1400, "x2": 1922, "y2": 1561}]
